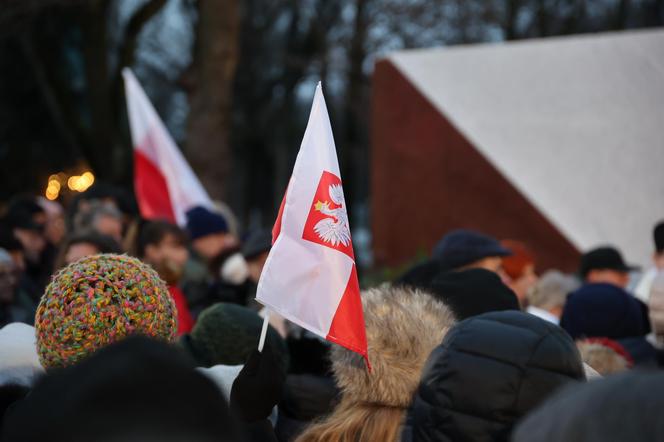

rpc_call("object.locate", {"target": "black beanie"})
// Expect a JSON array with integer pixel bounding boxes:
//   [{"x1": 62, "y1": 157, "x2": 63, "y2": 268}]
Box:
[{"x1": 427, "y1": 268, "x2": 520, "y2": 320}]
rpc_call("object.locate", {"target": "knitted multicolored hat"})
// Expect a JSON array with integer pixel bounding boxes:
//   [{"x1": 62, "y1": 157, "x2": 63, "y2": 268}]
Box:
[{"x1": 35, "y1": 254, "x2": 177, "y2": 369}]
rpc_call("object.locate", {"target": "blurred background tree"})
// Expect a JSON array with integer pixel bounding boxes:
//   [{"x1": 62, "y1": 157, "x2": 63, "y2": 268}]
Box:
[{"x1": 1, "y1": 0, "x2": 662, "y2": 228}]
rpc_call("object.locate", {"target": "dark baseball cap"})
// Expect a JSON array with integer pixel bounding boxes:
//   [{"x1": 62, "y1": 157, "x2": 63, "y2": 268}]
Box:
[
  {"x1": 579, "y1": 246, "x2": 638, "y2": 278},
  {"x1": 432, "y1": 229, "x2": 511, "y2": 271}
]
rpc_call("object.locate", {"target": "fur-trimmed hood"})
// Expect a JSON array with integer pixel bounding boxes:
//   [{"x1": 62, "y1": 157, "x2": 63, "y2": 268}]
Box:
[{"x1": 331, "y1": 286, "x2": 455, "y2": 408}]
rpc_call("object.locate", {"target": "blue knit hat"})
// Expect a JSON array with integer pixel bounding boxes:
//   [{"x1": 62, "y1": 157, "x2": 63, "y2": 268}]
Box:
[
  {"x1": 433, "y1": 229, "x2": 511, "y2": 271},
  {"x1": 185, "y1": 206, "x2": 228, "y2": 240}
]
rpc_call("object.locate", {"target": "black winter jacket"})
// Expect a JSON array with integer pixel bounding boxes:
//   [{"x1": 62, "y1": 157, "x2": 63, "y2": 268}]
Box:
[
  {"x1": 407, "y1": 311, "x2": 585, "y2": 442},
  {"x1": 512, "y1": 371, "x2": 664, "y2": 442}
]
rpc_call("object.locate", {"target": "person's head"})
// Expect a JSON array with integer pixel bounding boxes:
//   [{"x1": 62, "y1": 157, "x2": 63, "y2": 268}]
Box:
[
  {"x1": 35, "y1": 254, "x2": 177, "y2": 369},
  {"x1": 512, "y1": 372, "x2": 664, "y2": 442},
  {"x1": 138, "y1": 221, "x2": 190, "y2": 284},
  {"x1": 186, "y1": 206, "x2": 234, "y2": 260},
  {"x1": 6, "y1": 210, "x2": 46, "y2": 263},
  {"x1": 579, "y1": 246, "x2": 637, "y2": 288},
  {"x1": 461, "y1": 255, "x2": 504, "y2": 275},
  {"x1": 181, "y1": 303, "x2": 288, "y2": 373},
  {"x1": 432, "y1": 229, "x2": 511, "y2": 280},
  {"x1": 410, "y1": 311, "x2": 585, "y2": 442},
  {"x1": 0, "y1": 228, "x2": 25, "y2": 272},
  {"x1": 560, "y1": 283, "x2": 647, "y2": 341},
  {"x1": 0, "y1": 249, "x2": 17, "y2": 304},
  {"x1": 427, "y1": 268, "x2": 520, "y2": 319},
  {"x1": 527, "y1": 270, "x2": 579, "y2": 319},
  {"x1": 56, "y1": 231, "x2": 121, "y2": 269},
  {"x1": 501, "y1": 239, "x2": 538, "y2": 305},
  {"x1": 576, "y1": 338, "x2": 632, "y2": 376},
  {"x1": 66, "y1": 184, "x2": 128, "y2": 234},
  {"x1": 36, "y1": 197, "x2": 65, "y2": 245},
  {"x1": 74, "y1": 201, "x2": 124, "y2": 244},
  {"x1": 654, "y1": 221, "x2": 664, "y2": 270},
  {"x1": 7, "y1": 196, "x2": 47, "y2": 227},
  {"x1": 75, "y1": 183, "x2": 135, "y2": 218},
  {"x1": 242, "y1": 229, "x2": 272, "y2": 283},
  {"x1": 296, "y1": 286, "x2": 455, "y2": 442},
  {"x1": 1, "y1": 336, "x2": 240, "y2": 442}
]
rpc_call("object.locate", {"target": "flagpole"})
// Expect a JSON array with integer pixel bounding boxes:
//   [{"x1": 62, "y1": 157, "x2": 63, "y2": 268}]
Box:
[{"x1": 258, "y1": 308, "x2": 271, "y2": 352}]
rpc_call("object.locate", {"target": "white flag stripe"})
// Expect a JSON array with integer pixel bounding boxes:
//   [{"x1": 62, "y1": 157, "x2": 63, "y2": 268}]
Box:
[
  {"x1": 280, "y1": 86, "x2": 342, "y2": 241},
  {"x1": 259, "y1": 234, "x2": 353, "y2": 337},
  {"x1": 123, "y1": 68, "x2": 213, "y2": 226}
]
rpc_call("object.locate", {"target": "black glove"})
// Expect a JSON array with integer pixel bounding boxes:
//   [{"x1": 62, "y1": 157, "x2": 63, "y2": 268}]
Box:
[{"x1": 230, "y1": 345, "x2": 285, "y2": 422}]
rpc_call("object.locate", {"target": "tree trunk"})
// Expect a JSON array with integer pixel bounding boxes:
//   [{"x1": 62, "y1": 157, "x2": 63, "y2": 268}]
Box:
[
  {"x1": 19, "y1": 32, "x2": 82, "y2": 161},
  {"x1": 79, "y1": 0, "x2": 115, "y2": 180},
  {"x1": 503, "y1": 0, "x2": 521, "y2": 39},
  {"x1": 185, "y1": 0, "x2": 240, "y2": 202},
  {"x1": 615, "y1": 0, "x2": 631, "y2": 29},
  {"x1": 343, "y1": 0, "x2": 369, "y2": 211}
]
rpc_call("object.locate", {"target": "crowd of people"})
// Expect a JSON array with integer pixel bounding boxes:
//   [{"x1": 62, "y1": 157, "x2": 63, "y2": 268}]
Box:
[{"x1": 0, "y1": 184, "x2": 663, "y2": 441}]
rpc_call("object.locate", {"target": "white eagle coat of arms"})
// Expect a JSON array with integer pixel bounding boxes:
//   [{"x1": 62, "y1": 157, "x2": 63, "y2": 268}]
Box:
[{"x1": 313, "y1": 184, "x2": 351, "y2": 247}]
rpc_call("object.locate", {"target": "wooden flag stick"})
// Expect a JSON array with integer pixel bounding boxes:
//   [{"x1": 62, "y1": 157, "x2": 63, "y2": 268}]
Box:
[{"x1": 258, "y1": 308, "x2": 271, "y2": 352}]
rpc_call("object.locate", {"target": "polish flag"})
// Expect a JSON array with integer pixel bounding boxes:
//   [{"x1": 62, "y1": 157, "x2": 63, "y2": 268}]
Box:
[
  {"x1": 257, "y1": 83, "x2": 369, "y2": 367},
  {"x1": 122, "y1": 68, "x2": 213, "y2": 226}
]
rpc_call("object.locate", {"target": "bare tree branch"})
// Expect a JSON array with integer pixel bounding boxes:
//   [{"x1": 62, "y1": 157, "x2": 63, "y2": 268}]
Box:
[
  {"x1": 118, "y1": 0, "x2": 168, "y2": 70},
  {"x1": 18, "y1": 32, "x2": 82, "y2": 157}
]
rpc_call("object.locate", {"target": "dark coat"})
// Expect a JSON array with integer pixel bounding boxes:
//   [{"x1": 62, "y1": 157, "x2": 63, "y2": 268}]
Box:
[
  {"x1": 275, "y1": 374, "x2": 339, "y2": 442},
  {"x1": 427, "y1": 269, "x2": 520, "y2": 320},
  {"x1": 407, "y1": 311, "x2": 585, "y2": 442},
  {"x1": 561, "y1": 283, "x2": 648, "y2": 340},
  {"x1": 560, "y1": 283, "x2": 657, "y2": 366},
  {"x1": 396, "y1": 259, "x2": 442, "y2": 288},
  {"x1": 512, "y1": 371, "x2": 664, "y2": 442},
  {"x1": 396, "y1": 265, "x2": 520, "y2": 321}
]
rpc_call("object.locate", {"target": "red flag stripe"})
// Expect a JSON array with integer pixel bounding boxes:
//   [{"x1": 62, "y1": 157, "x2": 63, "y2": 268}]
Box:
[
  {"x1": 325, "y1": 264, "x2": 371, "y2": 370},
  {"x1": 272, "y1": 184, "x2": 288, "y2": 244},
  {"x1": 134, "y1": 149, "x2": 176, "y2": 224}
]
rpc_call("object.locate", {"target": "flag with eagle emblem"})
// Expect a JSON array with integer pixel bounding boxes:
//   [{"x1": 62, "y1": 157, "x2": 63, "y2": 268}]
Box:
[{"x1": 256, "y1": 83, "x2": 369, "y2": 367}]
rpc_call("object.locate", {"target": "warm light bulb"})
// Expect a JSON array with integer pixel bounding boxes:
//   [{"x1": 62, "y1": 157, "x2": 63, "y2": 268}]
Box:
[
  {"x1": 79, "y1": 171, "x2": 94, "y2": 190},
  {"x1": 67, "y1": 176, "x2": 79, "y2": 190},
  {"x1": 45, "y1": 187, "x2": 59, "y2": 200},
  {"x1": 48, "y1": 180, "x2": 61, "y2": 191}
]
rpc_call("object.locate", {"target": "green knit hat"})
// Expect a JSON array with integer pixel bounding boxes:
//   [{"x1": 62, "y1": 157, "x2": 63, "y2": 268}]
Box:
[
  {"x1": 35, "y1": 254, "x2": 177, "y2": 369},
  {"x1": 181, "y1": 303, "x2": 289, "y2": 373}
]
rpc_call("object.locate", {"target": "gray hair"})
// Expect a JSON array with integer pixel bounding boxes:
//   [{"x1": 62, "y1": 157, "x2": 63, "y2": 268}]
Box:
[
  {"x1": 74, "y1": 200, "x2": 122, "y2": 233},
  {"x1": 527, "y1": 270, "x2": 580, "y2": 310}
]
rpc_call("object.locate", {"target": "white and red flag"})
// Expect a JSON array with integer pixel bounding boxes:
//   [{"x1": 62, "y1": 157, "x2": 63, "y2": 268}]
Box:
[
  {"x1": 257, "y1": 83, "x2": 369, "y2": 367},
  {"x1": 122, "y1": 68, "x2": 213, "y2": 226}
]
